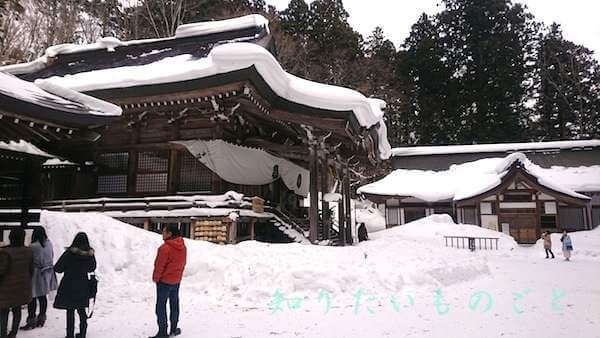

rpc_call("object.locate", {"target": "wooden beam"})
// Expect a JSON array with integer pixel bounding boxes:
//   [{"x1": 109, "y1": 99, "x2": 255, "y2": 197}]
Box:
[
  {"x1": 338, "y1": 162, "x2": 347, "y2": 246},
  {"x1": 320, "y1": 151, "x2": 329, "y2": 241},
  {"x1": 112, "y1": 82, "x2": 245, "y2": 113},
  {"x1": 343, "y1": 163, "x2": 353, "y2": 245},
  {"x1": 309, "y1": 144, "x2": 319, "y2": 244}
]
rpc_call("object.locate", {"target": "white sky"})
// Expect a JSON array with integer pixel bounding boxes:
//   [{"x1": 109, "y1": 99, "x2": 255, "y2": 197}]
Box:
[{"x1": 266, "y1": 0, "x2": 600, "y2": 58}]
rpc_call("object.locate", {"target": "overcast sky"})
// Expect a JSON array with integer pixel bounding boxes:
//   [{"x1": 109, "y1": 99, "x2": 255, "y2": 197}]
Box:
[{"x1": 265, "y1": 0, "x2": 600, "y2": 58}]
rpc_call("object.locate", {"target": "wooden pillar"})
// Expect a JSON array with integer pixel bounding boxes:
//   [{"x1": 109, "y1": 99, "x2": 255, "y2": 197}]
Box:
[
  {"x1": 343, "y1": 163, "x2": 353, "y2": 245},
  {"x1": 249, "y1": 219, "x2": 256, "y2": 241},
  {"x1": 20, "y1": 159, "x2": 32, "y2": 227},
  {"x1": 338, "y1": 163, "x2": 346, "y2": 246},
  {"x1": 127, "y1": 150, "x2": 137, "y2": 195},
  {"x1": 167, "y1": 150, "x2": 180, "y2": 193},
  {"x1": 320, "y1": 151, "x2": 329, "y2": 240},
  {"x1": 309, "y1": 145, "x2": 319, "y2": 243}
]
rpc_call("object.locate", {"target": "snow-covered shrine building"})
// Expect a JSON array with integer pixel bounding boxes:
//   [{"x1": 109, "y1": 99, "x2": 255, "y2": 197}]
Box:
[
  {"x1": 0, "y1": 15, "x2": 391, "y2": 245},
  {"x1": 358, "y1": 141, "x2": 600, "y2": 244}
]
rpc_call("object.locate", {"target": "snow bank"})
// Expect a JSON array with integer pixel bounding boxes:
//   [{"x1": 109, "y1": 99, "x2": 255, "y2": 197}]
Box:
[
  {"x1": 532, "y1": 227, "x2": 600, "y2": 260},
  {"x1": 354, "y1": 202, "x2": 386, "y2": 233},
  {"x1": 41, "y1": 211, "x2": 493, "y2": 307},
  {"x1": 370, "y1": 214, "x2": 519, "y2": 251}
]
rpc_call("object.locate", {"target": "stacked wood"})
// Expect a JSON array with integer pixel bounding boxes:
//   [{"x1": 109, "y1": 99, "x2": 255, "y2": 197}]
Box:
[{"x1": 192, "y1": 219, "x2": 228, "y2": 244}]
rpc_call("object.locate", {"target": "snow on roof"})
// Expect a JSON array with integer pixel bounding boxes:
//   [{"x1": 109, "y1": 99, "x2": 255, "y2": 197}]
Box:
[
  {"x1": 0, "y1": 72, "x2": 121, "y2": 116},
  {"x1": 175, "y1": 14, "x2": 269, "y2": 38},
  {"x1": 0, "y1": 15, "x2": 269, "y2": 75},
  {"x1": 391, "y1": 140, "x2": 600, "y2": 157},
  {"x1": 358, "y1": 152, "x2": 595, "y2": 202},
  {"x1": 0, "y1": 140, "x2": 53, "y2": 157},
  {"x1": 31, "y1": 43, "x2": 390, "y2": 159}
]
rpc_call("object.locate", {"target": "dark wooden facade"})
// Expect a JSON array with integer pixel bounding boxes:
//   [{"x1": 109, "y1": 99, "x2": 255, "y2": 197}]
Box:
[{"x1": 4, "y1": 18, "x2": 387, "y2": 245}]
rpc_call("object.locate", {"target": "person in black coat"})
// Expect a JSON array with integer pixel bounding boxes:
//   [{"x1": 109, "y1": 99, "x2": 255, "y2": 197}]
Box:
[
  {"x1": 54, "y1": 232, "x2": 96, "y2": 338},
  {"x1": 358, "y1": 223, "x2": 369, "y2": 242}
]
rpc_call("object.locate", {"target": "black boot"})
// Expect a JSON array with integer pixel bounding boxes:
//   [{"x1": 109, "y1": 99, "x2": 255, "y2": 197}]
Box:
[
  {"x1": 20, "y1": 316, "x2": 37, "y2": 330},
  {"x1": 149, "y1": 329, "x2": 169, "y2": 338},
  {"x1": 75, "y1": 321, "x2": 87, "y2": 338},
  {"x1": 170, "y1": 327, "x2": 182, "y2": 336},
  {"x1": 36, "y1": 313, "x2": 47, "y2": 328}
]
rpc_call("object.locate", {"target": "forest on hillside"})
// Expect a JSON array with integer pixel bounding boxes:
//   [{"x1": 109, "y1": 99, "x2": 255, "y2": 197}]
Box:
[{"x1": 1, "y1": 0, "x2": 599, "y2": 147}]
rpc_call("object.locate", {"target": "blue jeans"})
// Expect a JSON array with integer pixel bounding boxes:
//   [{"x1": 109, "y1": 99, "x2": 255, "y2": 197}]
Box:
[{"x1": 155, "y1": 282, "x2": 180, "y2": 333}]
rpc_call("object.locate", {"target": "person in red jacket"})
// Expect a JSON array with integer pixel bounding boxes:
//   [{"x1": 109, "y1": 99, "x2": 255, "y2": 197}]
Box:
[{"x1": 149, "y1": 224, "x2": 186, "y2": 338}]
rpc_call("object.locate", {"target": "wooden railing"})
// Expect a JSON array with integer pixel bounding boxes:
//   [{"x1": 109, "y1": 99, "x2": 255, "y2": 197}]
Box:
[{"x1": 444, "y1": 236, "x2": 499, "y2": 251}]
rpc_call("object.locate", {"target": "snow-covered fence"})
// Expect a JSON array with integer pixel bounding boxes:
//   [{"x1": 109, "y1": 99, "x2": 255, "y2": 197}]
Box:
[{"x1": 444, "y1": 235, "x2": 499, "y2": 251}]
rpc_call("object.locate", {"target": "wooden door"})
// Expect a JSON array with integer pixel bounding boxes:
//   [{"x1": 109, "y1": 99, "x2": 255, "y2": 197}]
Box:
[{"x1": 504, "y1": 214, "x2": 538, "y2": 244}]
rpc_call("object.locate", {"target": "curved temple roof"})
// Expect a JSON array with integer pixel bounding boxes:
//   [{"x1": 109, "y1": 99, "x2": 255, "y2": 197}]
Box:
[{"x1": 0, "y1": 15, "x2": 391, "y2": 160}]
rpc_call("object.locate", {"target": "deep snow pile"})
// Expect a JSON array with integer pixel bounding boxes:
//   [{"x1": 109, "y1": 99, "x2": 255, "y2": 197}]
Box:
[
  {"x1": 354, "y1": 200, "x2": 386, "y2": 233},
  {"x1": 532, "y1": 227, "x2": 600, "y2": 260},
  {"x1": 41, "y1": 211, "x2": 495, "y2": 307},
  {"x1": 29, "y1": 211, "x2": 600, "y2": 338},
  {"x1": 372, "y1": 214, "x2": 519, "y2": 251}
]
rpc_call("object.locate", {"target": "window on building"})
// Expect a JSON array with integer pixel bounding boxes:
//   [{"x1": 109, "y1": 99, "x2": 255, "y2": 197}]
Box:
[
  {"x1": 179, "y1": 151, "x2": 212, "y2": 192},
  {"x1": 503, "y1": 192, "x2": 532, "y2": 202},
  {"x1": 0, "y1": 177, "x2": 21, "y2": 201},
  {"x1": 404, "y1": 207, "x2": 426, "y2": 223},
  {"x1": 480, "y1": 202, "x2": 493, "y2": 215},
  {"x1": 136, "y1": 151, "x2": 169, "y2": 193},
  {"x1": 540, "y1": 215, "x2": 557, "y2": 229},
  {"x1": 558, "y1": 207, "x2": 585, "y2": 231},
  {"x1": 97, "y1": 152, "x2": 129, "y2": 194},
  {"x1": 461, "y1": 207, "x2": 477, "y2": 225}
]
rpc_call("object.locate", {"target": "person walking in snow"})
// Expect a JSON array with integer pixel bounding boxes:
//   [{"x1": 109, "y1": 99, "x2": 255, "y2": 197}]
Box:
[
  {"x1": 150, "y1": 224, "x2": 187, "y2": 338},
  {"x1": 0, "y1": 228, "x2": 33, "y2": 338},
  {"x1": 21, "y1": 227, "x2": 58, "y2": 331},
  {"x1": 54, "y1": 232, "x2": 97, "y2": 338},
  {"x1": 358, "y1": 223, "x2": 369, "y2": 242},
  {"x1": 560, "y1": 230, "x2": 573, "y2": 261},
  {"x1": 542, "y1": 231, "x2": 555, "y2": 259}
]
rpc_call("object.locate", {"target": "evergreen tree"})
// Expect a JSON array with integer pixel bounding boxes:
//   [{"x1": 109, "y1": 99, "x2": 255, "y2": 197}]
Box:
[
  {"x1": 279, "y1": 0, "x2": 310, "y2": 38},
  {"x1": 534, "y1": 23, "x2": 600, "y2": 139},
  {"x1": 437, "y1": 0, "x2": 537, "y2": 144},
  {"x1": 396, "y1": 13, "x2": 456, "y2": 145}
]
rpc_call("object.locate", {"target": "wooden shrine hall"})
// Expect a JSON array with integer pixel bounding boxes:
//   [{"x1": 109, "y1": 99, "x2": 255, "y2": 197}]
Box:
[
  {"x1": 0, "y1": 71, "x2": 121, "y2": 234},
  {"x1": 1, "y1": 15, "x2": 392, "y2": 245}
]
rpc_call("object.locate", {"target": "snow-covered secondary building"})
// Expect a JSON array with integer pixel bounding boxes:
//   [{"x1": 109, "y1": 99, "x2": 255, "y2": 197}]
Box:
[
  {"x1": 0, "y1": 15, "x2": 391, "y2": 245},
  {"x1": 358, "y1": 141, "x2": 600, "y2": 244},
  {"x1": 0, "y1": 72, "x2": 121, "y2": 229}
]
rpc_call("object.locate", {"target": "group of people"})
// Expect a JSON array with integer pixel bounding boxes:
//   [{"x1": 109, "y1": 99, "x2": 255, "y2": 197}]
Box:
[
  {"x1": 0, "y1": 228, "x2": 95, "y2": 338},
  {"x1": 542, "y1": 230, "x2": 574, "y2": 261},
  {"x1": 0, "y1": 223, "x2": 187, "y2": 338}
]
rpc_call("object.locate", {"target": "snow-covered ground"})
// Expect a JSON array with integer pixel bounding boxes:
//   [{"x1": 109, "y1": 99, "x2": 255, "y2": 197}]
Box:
[{"x1": 13, "y1": 212, "x2": 600, "y2": 337}]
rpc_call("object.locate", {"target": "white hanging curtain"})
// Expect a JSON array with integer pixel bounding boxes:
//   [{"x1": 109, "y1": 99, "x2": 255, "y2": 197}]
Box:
[{"x1": 174, "y1": 139, "x2": 310, "y2": 196}]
